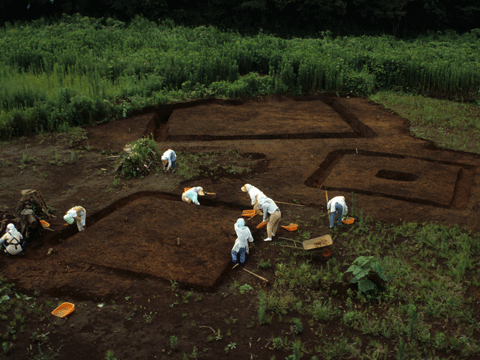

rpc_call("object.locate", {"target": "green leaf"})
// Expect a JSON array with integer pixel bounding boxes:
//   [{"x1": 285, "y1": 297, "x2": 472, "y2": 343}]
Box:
[{"x1": 358, "y1": 279, "x2": 375, "y2": 293}]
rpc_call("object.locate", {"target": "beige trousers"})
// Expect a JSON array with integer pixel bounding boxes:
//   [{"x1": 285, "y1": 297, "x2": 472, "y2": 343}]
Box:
[{"x1": 266, "y1": 209, "x2": 281, "y2": 239}]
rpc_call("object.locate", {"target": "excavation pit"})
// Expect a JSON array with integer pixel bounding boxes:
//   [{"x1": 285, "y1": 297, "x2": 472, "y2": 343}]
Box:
[
  {"x1": 315, "y1": 153, "x2": 464, "y2": 207},
  {"x1": 56, "y1": 196, "x2": 240, "y2": 289},
  {"x1": 166, "y1": 98, "x2": 359, "y2": 140}
]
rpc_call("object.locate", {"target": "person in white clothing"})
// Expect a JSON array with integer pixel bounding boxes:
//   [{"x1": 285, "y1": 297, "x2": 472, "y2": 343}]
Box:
[
  {"x1": 161, "y1": 149, "x2": 177, "y2": 173},
  {"x1": 327, "y1": 196, "x2": 348, "y2": 228},
  {"x1": 231, "y1": 218, "x2": 254, "y2": 268},
  {"x1": 0, "y1": 223, "x2": 24, "y2": 255},
  {"x1": 181, "y1": 187, "x2": 205, "y2": 205},
  {"x1": 241, "y1": 184, "x2": 266, "y2": 210},
  {"x1": 257, "y1": 197, "x2": 281, "y2": 242},
  {"x1": 64, "y1": 206, "x2": 87, "y2": 231}
]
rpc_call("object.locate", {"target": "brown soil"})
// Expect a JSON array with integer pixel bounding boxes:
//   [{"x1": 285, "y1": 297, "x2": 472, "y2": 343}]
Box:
[{"x1": 0, "y1": 95, "x2": 479, "y2": 359}]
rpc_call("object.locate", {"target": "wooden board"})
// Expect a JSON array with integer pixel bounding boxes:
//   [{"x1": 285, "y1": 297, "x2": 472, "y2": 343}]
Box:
[{"x1": 303, "y1": 235, "x2": 332, "y2": 250}]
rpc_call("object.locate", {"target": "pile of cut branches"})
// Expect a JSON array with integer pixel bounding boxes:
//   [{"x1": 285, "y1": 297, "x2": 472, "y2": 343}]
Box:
[{"x1": 115, "y1": 137, "x2": 161, "y2": 178}]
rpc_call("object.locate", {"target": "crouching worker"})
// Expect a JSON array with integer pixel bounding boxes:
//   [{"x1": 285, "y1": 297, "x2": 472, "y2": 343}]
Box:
[
  {"x1": 64, "y1": 206, "x2": 86, "y2": 231},
  {"x1": 241, "y1": 184, "x2": 266, "y2": 210},
  {"x1": 258, "y1": 197, "x2": 281, "y2": 242},
  {"x1": 161, "y1": 149, "x2": 177, "y2": 173},
  {"x1": 0, "y1": 223, "x2": 24, "y2": 255},
  {"x1": 327, "y1": 196, "x2": 348, "y2": 228},
  {"x1": 231, "y1": 218, "x2": 253, "y2": 268},
  {"x1": 181, "y1": 187, "x2": 205, "y2": 205}
]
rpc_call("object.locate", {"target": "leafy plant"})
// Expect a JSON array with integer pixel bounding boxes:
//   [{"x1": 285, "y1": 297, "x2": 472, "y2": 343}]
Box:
[
  {"x1": 345, "y1": 256, "x2": 387, "y2": 295},
  {"x1": 224, "y1": 342, "x2": 236, "y2": 352},
  {"x1": 292, "y1": 317, "x2": 303, "y2": 334},
  {"x1": 115, "y1": 136, "x2": 160, "y2": 178},
  {"x1": 238, "y1": 284, "x2": 253, "y2": 294},
  {"x1": 170, "y1": 335, "x2": 178, "y2": 349},
  {"x1": 105, "y1": 350, "x2": 117, "y2": 360},
  {"x1": 258, "y1": 258, "x2": 272, "y2": 269}
]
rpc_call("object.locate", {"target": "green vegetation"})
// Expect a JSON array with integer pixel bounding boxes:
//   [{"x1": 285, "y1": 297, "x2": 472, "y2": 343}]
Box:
[
  {"x1": 115, "y1": 137, "x2": 160, "y2": 178},
  {"x1": 345, "y1": 255, "x2": 387, "y2": 296},
  {"x1": 254, "y1": 220, "x2": 480, "y2": 359},
  {"x1": 370, "y1": 91, "x2": 480, "y2": 154},
  {"x1": 1, "y1": 15, "x2": 479, "y2": 140},
  {"x1": 176, "y1": 150, "x2": 255, "y2": 181}
]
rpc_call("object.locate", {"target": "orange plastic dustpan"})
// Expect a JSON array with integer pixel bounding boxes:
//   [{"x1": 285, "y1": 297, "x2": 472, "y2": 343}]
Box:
[{"x1": 51, "y1": 302, "x2": 75, "y2": 318}]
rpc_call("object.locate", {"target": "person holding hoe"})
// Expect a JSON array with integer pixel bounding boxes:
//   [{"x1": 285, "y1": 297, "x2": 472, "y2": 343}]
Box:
[
  {"x1": 257, "y1": 196, "x2": 281, "y2": 242},
  {"x1": 64, "y1": 206, "x2": 87, "y2": 231},
  {"x1": 327, "y1": 196, "x2": 348, "y2": 229},
  {"x1": 231, "y1": 218, "x2": 254, "y2": 268},
  {"x1": 161, "y1": 149, "x2": 177, "y2": 173},
  {"x1": 241, "y1": 184, "x2": 267, "y2": 209}
]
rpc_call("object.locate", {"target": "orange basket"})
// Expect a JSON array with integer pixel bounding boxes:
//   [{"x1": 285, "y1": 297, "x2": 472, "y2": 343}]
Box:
[
  {"x1": 183, "y1": 187, "x2": 192, "y2": 193},
  {"x1": 40, "y1": 220, "x2": 50, "y2": 228},
  {"x1": 281, "y1": 223, "x2": 298, "y2": 232},
  {"x1": 51, "y1": 302, "x2": 75, "y2": 318},
  {"x1": 341, "y1": 217, "x2": 355, "y2": 225},
  {"x1": 256, "y1": 221, "x2": 268, "y2": 229},
  {"x1": 242, "y1": 210, "x2": 257, "y2": 217}
]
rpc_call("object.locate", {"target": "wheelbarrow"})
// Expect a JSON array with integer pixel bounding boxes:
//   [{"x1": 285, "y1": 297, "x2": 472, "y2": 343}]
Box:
[{"x1": 279, "y1": 235, "x2": 333, "y2": 258}]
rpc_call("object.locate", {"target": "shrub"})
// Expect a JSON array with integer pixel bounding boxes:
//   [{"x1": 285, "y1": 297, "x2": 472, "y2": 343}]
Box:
[
  {"x1": 115, "y1": 136, "x2": 161, "y2": 179},
  {"x1": 345, "y1": 256, "x2": 387, "y2": 295}
]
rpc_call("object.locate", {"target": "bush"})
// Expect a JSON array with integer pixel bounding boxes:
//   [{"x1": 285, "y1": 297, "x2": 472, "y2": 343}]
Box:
[
  {"x1": 115, "y1": 136, "x2": 160, "y2": 179},
  {"x1": 345, "y1": 256, "x2": 387, "y2": 296}
]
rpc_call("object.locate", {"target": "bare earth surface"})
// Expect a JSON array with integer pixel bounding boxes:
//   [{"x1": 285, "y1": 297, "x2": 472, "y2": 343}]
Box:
[{"x1": 0, "y1": 95, "x2": 479, "y2": 359}]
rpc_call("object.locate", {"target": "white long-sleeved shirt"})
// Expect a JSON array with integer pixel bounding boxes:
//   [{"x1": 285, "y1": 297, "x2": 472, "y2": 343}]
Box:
[
  {"x1": 327, "y1": 196, "x2": 348, "y2": 215},
  {"x1": 184, "y1": 187, "x2": 202, "y2": 205},
  {"x1": 161, "y1": 149, "x2": 176, "y2": 171},
  {"x1": 232, "y1": 223, "x2": 254, "y2": 254},
  {"x1": 245, "y1": 184, "x2": 266, "y2": 206},
  {"x1": 258, "y1": 197, "x2": 279, "y2": 222}
]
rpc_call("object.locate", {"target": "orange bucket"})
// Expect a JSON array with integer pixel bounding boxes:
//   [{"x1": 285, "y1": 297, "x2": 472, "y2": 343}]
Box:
[
  {"x1": 281, "y1": 223, "x2": 298, "y2": 232},
  {"x1": 256, "y1": 221, "x2": 268, "y2": 229},
  {"x1": 51, "y1": 302, "x2": 75, "y2": 318},
  {"x1": 341, "y1": 217, "x2": 355, "y2": 225}
]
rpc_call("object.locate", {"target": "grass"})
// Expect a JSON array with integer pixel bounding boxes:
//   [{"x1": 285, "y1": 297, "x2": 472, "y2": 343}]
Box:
[
  {"x1": 1, "y1": 16, "x2": 479, "y2": 139},
  {"x1": 370, "y1": 91, "x2": 480, "y2": 154},
  {"x1": 176, "y1": 150, "x2": 258, "y2": 181},
  {"x1": 253, "y1": 217, "x2": 480, "y2": 359}
]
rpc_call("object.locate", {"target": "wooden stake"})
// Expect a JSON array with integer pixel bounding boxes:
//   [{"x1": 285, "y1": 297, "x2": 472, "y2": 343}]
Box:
[
  {"x1": 273, "y1": 201, "x2": 304, "y2": 207},
  {"x1": 242, "y1": 268, "x2": 269, "y2": 282},
  {"x1": 325, "y1": 190, "x2": 329, "y2": 214}
]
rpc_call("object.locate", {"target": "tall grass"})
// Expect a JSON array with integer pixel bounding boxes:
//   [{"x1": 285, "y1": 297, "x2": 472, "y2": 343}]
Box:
[
  {"x1": 370, "y1": 91, "x2": 480, "y2": 153},
  {"x1": 1, "y1": 14, "x2": 479, "y2": 139}
]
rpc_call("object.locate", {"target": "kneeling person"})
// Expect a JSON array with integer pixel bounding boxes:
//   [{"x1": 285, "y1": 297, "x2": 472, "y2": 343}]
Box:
[
  {"x1": 231, "y1": 218, "x2": 253, "y2": 268},
  {"x1": 0, "y1": 223, "x2": 24, "y2": 255},
  {"x1": 181, "y1": 187, "x2": 205, "y2": 205},
  {"x1": 64, "y1": 206, "x2": 87, "y2": 231}
]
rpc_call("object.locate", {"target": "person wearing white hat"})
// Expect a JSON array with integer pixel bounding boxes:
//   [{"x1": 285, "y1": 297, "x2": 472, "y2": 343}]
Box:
[
  {"x1": 231, "y1": 218, "x2": 254, "y2": 268},
  {"x1": 241, "y1": 184, "x2": 266, "y2": 210},
  {"x1": 161, "y1": 149, "x2": 177, "y2": 173},
  {"x1": 64, "y1": 206, "x2": 86, "y2": 231},
  {"x1": 257, "y1": 197, "x2": 281, "y2": 242},
  {"x1": 181, "y1": 187, "x2": 205, "y2": 205},
  {"x1": 0, "y1": 223, "x2": 24, "y2": 255}
]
